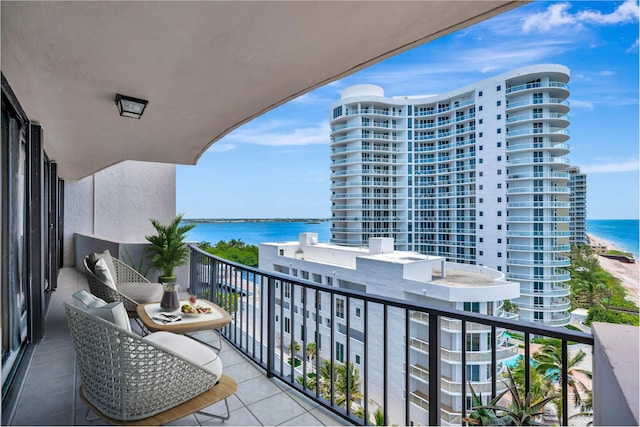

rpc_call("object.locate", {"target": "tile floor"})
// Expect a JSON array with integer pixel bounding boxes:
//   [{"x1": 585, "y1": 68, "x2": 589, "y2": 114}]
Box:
[{"x1": 7, "y1": 268, "x2": 349, "y2": 426}]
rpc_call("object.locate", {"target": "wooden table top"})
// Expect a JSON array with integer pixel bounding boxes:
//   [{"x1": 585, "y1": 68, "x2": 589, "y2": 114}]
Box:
[{"x1": 136, "y1": 299, "x2": 232, "y2": 333}]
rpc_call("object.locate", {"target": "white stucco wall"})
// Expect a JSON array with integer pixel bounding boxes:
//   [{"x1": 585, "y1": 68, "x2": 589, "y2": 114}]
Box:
[{"x1": 63, "y1": 160, "x2": 176, "y2": 266}]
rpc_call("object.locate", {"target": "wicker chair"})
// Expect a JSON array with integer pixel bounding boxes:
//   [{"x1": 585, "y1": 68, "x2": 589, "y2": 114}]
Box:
[
  {"x1": 83, "y1": 255, "x2": 163, "y2": 317},
  {"x1": 64, "y1": 302, "x2": 237, "y2": 425}
]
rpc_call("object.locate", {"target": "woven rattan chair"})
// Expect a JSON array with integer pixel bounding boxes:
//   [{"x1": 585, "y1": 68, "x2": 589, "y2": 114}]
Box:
[
  {"x1": 83, "y1": 255, "x2": 162, "y2": 317},
  {"x1": 64, "y1": 302, "x2": 237, "y2": 425}
]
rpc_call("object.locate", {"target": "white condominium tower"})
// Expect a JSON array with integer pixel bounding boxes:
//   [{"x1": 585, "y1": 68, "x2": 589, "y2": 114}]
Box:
[
  {"x1": 568, "y1": 166, "x2": 587, "y2": 245},
  {"x1": 329, "y1": 64, "x2": 572, "y2": 326}
]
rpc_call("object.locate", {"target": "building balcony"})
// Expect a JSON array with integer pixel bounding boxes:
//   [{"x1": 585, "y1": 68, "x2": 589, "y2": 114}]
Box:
[
  {"x1": 506, "y1": 156, "x2": 569, "y2": 167},
  {"x1": 507, "y1": 215, "x2": 571, "y2": 223},
  {"x1": 505, "y1": 98, "x2": 570, "y2": 113},
  {"x1": 505, "y1": 81, "x2": 569, "y2": 94},
  {"x1": 506, "y1": 141, "x2": 570, "y2": 154},
  {"x1": 507, "y1": 171, "x2": 570, "y2": 180}
]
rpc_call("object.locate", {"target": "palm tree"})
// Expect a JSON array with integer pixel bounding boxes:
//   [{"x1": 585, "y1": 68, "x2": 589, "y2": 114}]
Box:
[
  {"x1": 317, "y1": 360, "x2": 363, "y2": 411},
  {"x1": 334, "y1": 362, "x2": 363, "y2": 409},
  {"x1": 509, "y1": 356, "x2": 553, "y2": 402},
  {"x1": 532, "y1": 339, "x2": 592, "y2": 421},
  {"x1": 287, "y1": 340, "x2": 301, "y2": 356},
  {"x1": 306, "y1": 342, "x2": 317, "y2": 371},
  {"x1": 295, "y1": 373, "x2": 317, "y2": 390}
]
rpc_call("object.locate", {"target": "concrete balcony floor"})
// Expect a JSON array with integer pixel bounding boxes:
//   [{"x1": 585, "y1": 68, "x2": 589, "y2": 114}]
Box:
[{"x1": 7, "y1": 268, "x2": 348, "y2": 426}]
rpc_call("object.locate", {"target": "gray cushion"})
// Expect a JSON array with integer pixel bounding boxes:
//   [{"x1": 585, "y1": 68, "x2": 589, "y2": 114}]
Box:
[
  {"x1": 93, "y1": 250, "x2": 117, "y2": 284},
  {"x1": 117, "y1": 282, "x2": 163, "y2": 304},
  {"x1": 144, "y1": 331, "x2": 223, "y2": 380},
  {"x1": 94, "y1": 258, "x2": 117, "y2": 289},
  {"x1": 73, "y1": 289, "x2": 107, "y2": 309},
  {"x1": 86, "y1": 301, "x2": 131, "y2": 333}
]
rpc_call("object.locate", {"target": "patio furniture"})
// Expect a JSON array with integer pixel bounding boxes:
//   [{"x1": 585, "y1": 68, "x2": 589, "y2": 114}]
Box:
[
  {"x1": 64, "y1": 299, "x2": 237, "y2": 425},
  {"x1": 83, "y1": 251, "x2": 163, "y2": 317},
  {"x1": 137, "y1": 299, "x2": 232, "y2": 351}
]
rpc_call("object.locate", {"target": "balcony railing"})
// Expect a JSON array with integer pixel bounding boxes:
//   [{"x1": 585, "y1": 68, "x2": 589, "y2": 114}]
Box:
[{"x1": 189, "y1": 246, "x2": 593, "y2": 426}]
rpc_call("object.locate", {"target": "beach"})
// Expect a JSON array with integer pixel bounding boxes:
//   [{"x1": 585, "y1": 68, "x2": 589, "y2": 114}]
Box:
[{"x1": 587, "y1": 233, "x2": 640, "y2": 306}]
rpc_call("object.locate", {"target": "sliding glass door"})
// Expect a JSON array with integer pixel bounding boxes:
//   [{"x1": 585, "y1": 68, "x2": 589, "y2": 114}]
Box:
[{"x1": 1, "y1": 97, "x2": 28, "y2": 387}]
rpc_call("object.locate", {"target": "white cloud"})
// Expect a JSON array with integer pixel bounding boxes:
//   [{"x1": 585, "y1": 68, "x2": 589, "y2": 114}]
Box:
[
  {"x1": 224, "y1": 120, "x2": 329, "y2": 146},
  {"x1": 523, "y1": 1, "x2": 639, "y2": 33},
  {"x1": 628, "y1": 38, "x2": 640, "y2": 53},
  {"x1": 207, "y1": 143, "x2": 236, "y2": 153},
  {"x1": 569, "y1": 99, "x2": 595, "y2": 110},
  {"x1": 581, "y1": 160, "x2": 639, "y2": 173}
]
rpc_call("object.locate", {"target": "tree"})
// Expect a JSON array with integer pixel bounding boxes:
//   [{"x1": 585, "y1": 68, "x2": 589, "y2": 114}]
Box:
[
  {"x1": 306, "y1": 342, "x2": 317, "y2": 371},
  {"x1": 317, "y1": 360, "x2": 363, "y2": 411},
  {"x1": 532, "y1": 339, "x2": 592, "y2": 422},
  {"x1": 288, "y1": 340, "x2": 301, "y2": 356}
]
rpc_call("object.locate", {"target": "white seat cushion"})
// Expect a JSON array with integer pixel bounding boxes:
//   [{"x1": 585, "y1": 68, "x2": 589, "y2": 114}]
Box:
[
  {"x1": 117, "y1": 282, "x2": 163, "y2": 304},
  {"x1": 144, "y1": 332, "x2": 223, "y2": 380}
]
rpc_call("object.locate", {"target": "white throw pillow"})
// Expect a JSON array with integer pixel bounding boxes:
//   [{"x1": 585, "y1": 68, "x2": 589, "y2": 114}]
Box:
[
  {"x1": 94, "y1": 258, "x2": 116, "y2": 289},
  {"x1": 87, "y1": 301, "x2": 131, "y2": 333},
  {"x1": 72, "y1": 289, "x2": 107, "y2": 309}
]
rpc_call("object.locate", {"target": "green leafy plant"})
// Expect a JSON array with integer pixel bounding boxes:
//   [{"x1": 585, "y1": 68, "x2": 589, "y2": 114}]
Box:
[
  {"x1": 145, "y1": 213, "x2": 195, "y2": 280},
  {"x1": 464, "y1": 367, "x2": 558, "y2": 426}
]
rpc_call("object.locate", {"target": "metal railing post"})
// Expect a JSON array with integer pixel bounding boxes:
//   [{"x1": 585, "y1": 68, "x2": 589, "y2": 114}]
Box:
[
  {"x1": 267, "y1": 277, "x2": 276, "y2": 378},
  {"x1": 429, "y1": 313, "x2": 441, "y2": 426}
]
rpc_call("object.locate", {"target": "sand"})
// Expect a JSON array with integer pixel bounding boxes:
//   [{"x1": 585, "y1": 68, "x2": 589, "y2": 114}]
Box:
[{"x1": 587, "y1": 234, "x2": 640, "y2": 306}]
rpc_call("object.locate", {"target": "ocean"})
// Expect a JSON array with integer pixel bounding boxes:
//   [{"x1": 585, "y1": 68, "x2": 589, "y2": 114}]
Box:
[
  {"x1": 587, "y1": 219, "x2": 639, "y2": 258},
  {"x1": 185, "y1": 219, "x2": 639, "y2": 258}
]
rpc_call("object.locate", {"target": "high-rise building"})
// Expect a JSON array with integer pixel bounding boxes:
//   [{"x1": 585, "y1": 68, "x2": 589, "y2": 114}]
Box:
[
  {"x1": 329, "y1": 64, "x2": 572, "y2": 327},
  {"x1": 259, "y1": 233, "x2": 520, "y2": 426},
  {"x1": 568, "y1": 166, "x2": 587, "y2": 245}
]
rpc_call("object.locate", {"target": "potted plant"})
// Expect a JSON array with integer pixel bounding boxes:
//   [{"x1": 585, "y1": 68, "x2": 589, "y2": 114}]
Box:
[{"x1": 145, "y1": 213, "x2": 195, "y2": 283}]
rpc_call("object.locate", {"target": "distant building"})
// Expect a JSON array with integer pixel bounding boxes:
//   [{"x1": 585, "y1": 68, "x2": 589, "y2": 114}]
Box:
[
  {"x1": 259, "y1": 233, "x2": 520, "y2": 426},
  {"x1": 568, "y1": 166, "x2": 587, "y2": 245},
  {"x1": 329, "y1": 64, "x2": 572, "y2": 327}
]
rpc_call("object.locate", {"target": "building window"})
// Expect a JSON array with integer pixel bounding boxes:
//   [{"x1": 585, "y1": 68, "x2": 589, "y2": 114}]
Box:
[
  {"x1": 479, "y1": 211, "x2": 483, "y2": 216},
  {"x1": 285, "y1": 317, "x2": 290, "y2": 333},
  {"x1": 479, "y1": 145, "x2": 483, "y2": 151},
  {"x1": 355, "y1": 354, "x2": 361, "y2": 365},
  {"x1": 285, "y1": 283, "x2": 291, "y2": 298},
  {"x1": 497, "y1": 197, "x2": 502, "y2": 202},
  {"x1": 497, "y1": 183, "x2": 502, "y2": 188},
  {"x1": 479, "y1": 184, "x2": 483, "y2": 190},
  {"x1": 479, "y1": 91, "x2": 483, "y2": 97},
  {"x1": 534, "y1": 311, "x2": 544, "y2": 320},
  {"x1": 497, "y1": 225, "x2": 502, "y2": 230},
  {"x1": 497, "y1": 169, "x2": 502, "y2": 175},
  {"x1": 479, "y1": 172, "x2": 483, "y2": 177},
  {"x1": 497, "y1": 142, "x2": 501, "y2": 147},
  {"x1": 497, "y1": 252, "x2": 502, "y2": 258},
  {"x1": 479, "y1": 224, "x2": 484, "y2": 229},
  {"x1": 301, "y1": 271, "x2": 309, "y2": 280},
  {"x1": 479, "y1": 198, "x2": 483, "y2": 203},
  {"x1": 326, "y1": 276, "x2": 333, "y2": 286},
  {"x1": 498, "y1": 211, "x2": 502, "y2": 216},
  {"x1": 496, "y1": 100, "x2": 502, "y2": 106},
  {"x1": 479, "y1": 118, "x2": 483, "y2": 124},
  {"x1": 479, "y1": 106, "x2": 483, "y2": 111},
  {"x1": 496, "y1": 85, "x2": 502, "y2": 91},
  {"x1": 333, "y1": 106, "x2": 343, "y2": 118},
  {"x1": 479, "y1": 158, "x2": 483, "y2": 164},
  {"x1": 497, "y1": 156, "x2": 502, "y2": 161},
  {"x1": 497, "y1": 128, "x2": 501, "y2": 134},
  {"x1": 467, "y1": 334, "x2": 481, "y2": 351},
  {"x1": 497, "y1": 114, "x2": 501, "y2": 120},
  {"x1": 479, "y1": 237, "x2": 484, "y2": 243},
  {"x1": 292, "y1": 268, "x2": 298, "y2": 277},
  {"x1": 356, "y1": 307, "x2": 361, "y2": 318},
  {"x1": 336, "y1": 342, "x2": 345, "y2": 363},
  {"x1": 301, "y1": 325, "x2": 306, "y2": 341},
  {"x1": 279, "y1": 249, "x2": 284, "y2": 256},
  {"x1": 497, "y1": 266, "x2": 502, "y2": 271},
  {"x1": 479, "y1": 132, "x2": 483, "y2": 137},
  {"x1": 479, "y1": 250, "x2": 483, "y2": 256},
  {"x1": 336, "y1": 298, "x2": 345, "y2": 319},
  {"x1": 497, "y1": 238, "x2": 502, "y2": 243},
  {"x1": 464, "y1": 302, "x2": 480, "y2": 313}
]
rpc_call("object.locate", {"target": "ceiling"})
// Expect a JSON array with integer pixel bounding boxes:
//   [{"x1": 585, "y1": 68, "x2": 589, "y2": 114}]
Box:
[{"x1": 1, "y1": 1, "x2": 524, "y2": 180}]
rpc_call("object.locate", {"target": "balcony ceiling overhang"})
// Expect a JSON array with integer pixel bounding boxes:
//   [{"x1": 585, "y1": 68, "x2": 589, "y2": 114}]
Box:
[{"x1": 1, "y1": 1, "x2": 524, "y2": 180}]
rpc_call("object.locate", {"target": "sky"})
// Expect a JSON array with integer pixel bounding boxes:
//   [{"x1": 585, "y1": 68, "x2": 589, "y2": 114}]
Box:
[{"x1": 177, "y1": 1, "x2": 639, "y2": 220}]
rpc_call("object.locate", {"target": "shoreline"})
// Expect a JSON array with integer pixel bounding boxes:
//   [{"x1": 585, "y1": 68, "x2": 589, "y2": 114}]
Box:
[{"x1": 587, "y1": 233, "x2": 640, "y2": 306}]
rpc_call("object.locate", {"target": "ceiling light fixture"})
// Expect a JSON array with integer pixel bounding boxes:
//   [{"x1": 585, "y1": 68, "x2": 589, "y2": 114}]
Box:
[{"x1": 115, "y1": 93, "x2": 148, "y2": 119}]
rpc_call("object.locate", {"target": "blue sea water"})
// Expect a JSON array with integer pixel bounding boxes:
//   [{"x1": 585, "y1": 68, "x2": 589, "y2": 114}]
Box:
[
  {"x1": 185, "y1": 219, "x2": 639, "y2": 259},
  {"x1": 185, "y1": 220, "x2": 332, "y2": 246},
  {"x1": 587, "y1": 219, "x2": 639, "y2": 258}
]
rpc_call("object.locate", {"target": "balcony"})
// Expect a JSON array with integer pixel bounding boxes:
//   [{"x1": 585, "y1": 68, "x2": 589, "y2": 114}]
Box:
[{"x1": 5, "y1": 268, "x2": 348, "y2": 426}]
